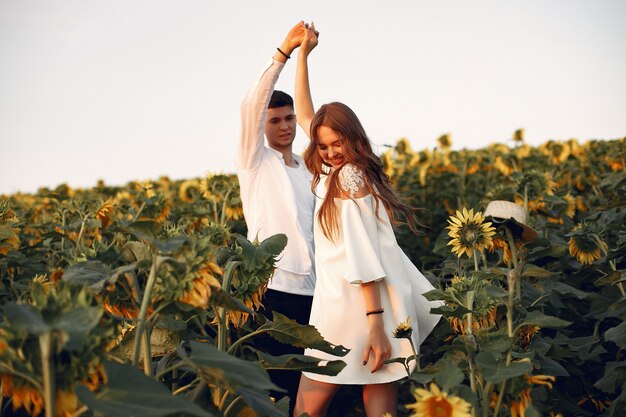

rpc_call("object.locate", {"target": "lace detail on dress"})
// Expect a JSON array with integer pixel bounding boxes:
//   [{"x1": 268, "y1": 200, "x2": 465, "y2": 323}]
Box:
[{"x1": 339, "y1": 164, "x2": 366, "y2": 199}]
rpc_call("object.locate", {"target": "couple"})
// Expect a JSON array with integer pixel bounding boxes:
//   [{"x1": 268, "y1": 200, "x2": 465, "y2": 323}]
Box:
[{"x1": 237, "y1": 21, "x2": 441, "y2": 417}]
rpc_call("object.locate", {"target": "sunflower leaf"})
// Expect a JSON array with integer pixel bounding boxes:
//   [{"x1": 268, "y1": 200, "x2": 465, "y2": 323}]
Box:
[
  {"x1": 251, "y1": 349, "x2": 347, "y2": 376},
  {"x1": 76, "y1": 360, "x2": 217, "y2": 417},
  {"x1": 521, "y1": 310, "x2": 572, "y2": 329},
  {"x1": 266, "y1": 311, "x2": 350, "y2": 357},
  {"x1": 180, "y1": 340, "x2": 279, "y2": 393}
]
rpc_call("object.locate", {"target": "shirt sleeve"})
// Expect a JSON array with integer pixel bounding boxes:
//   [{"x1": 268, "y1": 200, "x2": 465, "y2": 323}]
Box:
[
  {"x1": 237, "y1": 59, "x2": 285, "y2": 172},
  {"x1": 339, "y1": 165, "x2": 386, "y2": 285}
]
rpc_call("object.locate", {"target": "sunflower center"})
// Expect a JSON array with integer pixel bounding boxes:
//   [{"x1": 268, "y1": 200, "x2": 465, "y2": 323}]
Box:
[
  {"x1": 426, "y1": 397, "x2": 453, "y2": 417},
  {"x1": 459, "y1": 223, "x2": 482, "y2": 246}
]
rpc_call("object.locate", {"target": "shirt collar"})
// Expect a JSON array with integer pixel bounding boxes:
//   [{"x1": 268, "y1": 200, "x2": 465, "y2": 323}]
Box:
[{"x1": 268, "y1": 147, "x2": 301, "y2": 165}]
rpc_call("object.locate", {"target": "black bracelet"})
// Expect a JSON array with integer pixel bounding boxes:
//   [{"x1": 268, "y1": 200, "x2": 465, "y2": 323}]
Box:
[
  {"x1": 276, "y1": 47, "x2": 291, "y2": 59},
  {"x1": 366, "y1": 309, "x2": 384, "y2": 316}
]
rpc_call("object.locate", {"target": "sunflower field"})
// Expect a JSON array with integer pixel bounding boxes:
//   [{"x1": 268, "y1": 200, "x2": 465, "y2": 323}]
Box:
[{"x1": 0, "y1": 135, "x2": 624, "y2": 417}]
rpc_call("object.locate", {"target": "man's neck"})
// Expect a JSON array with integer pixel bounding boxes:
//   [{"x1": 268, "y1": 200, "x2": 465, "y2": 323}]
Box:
[{"x1": 270, "y1": 145, "x2": 298, "y2": 168}]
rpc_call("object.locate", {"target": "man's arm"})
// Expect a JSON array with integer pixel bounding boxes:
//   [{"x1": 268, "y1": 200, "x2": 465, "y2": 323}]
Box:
[{"x1": 237, "y1": 22, "x2": 306, "y2": 171}]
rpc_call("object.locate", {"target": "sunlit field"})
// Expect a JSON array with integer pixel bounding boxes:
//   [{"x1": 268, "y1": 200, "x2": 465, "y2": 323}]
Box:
[{"x1": 1, "y1": 136, "x2": 624, "y2": 417}]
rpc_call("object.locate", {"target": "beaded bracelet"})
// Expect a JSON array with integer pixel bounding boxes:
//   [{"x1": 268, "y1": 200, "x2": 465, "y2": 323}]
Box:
[
  {"x1": 366, "y1": 309, "x2": 384, "y2": 316},
  {"x1": 276, "y1": 47, "x2": 291, "y2": 59}
]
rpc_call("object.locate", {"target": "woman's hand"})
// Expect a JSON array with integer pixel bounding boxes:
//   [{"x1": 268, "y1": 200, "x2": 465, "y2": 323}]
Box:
[
  {"x1": 363, "y1": 315, "x2": 392, "y2": 373},
  {"x1": 300, "y1": 22, "x2": 319, "y2": 57}
]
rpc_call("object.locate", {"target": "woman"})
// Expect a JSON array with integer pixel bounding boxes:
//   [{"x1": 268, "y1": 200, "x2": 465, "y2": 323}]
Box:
[{"x1": 293, "y1": 24, "x2": 442, "y2": 417}]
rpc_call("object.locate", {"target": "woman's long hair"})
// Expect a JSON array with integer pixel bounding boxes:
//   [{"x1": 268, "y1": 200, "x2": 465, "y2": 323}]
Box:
[{"x1": 304, "y1": 102, "x2": 423, "y2": 240}]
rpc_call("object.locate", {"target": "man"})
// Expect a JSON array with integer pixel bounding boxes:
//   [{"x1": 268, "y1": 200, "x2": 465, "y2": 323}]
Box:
[{"x1": 236, "y1": 22, "x2": 316, "y2": 411}]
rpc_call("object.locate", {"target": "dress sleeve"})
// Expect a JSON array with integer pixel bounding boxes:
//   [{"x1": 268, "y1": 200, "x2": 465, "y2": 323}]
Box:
[{"x1": 339, "y1": 164, "x2": 386, "y2": 285}]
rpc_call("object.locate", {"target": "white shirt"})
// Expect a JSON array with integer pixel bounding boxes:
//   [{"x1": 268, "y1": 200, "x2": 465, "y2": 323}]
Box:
[{"x1": 237, "y1": 59, "x2": 316, "y2": 295}]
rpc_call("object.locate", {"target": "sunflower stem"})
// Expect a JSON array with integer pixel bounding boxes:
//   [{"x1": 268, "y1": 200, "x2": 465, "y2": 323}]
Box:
[
  {"x1": 73, "y1": 217, "x2": 87, "y2": 258},
  {"x1": 39, "y1": 331, "x2": 56, "y2": 417},
  {"x1": 227, "y1": 326, "x2": 271, "y2": 354},
  {"x1": 214, "y1": 260, "x2": 241, "y2": 409},
  {"x1": 223, "y1": 395, "x2": 244, "y2": 417},
  {"x1": 131, "y1": 249, "x2": 161, "y2": 371}
]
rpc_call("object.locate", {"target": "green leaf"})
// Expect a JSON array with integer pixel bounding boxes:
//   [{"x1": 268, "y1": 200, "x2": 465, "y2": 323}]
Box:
[
  {"x1": 120, "y1": 241, "x2": 151, "y2": 262},
  {"x1": 4, "y1": 303, "x2": 49, "y2": 334},
  {"x1": 235, "y1": 386, "x2": 287, "y2": 417},
  {"x1": 430, "y1": 304, "x2": 473, "y2": 319},
  {"x1": 434, "y1": 359, "x2": 465, "y2": 392},
  {"x1": 76, "y1": 361, "x2": 217, "y2": 417},
  {"x1": 154, "y1": 235, "x2": 188, "y2": 254},
  {"x1": 182, "y1": 340, "x2": 279, "y2": 392},
  {"x1": 253, "y1": 350, "x2": 346, "y2": 376},
  {"x1": 125, "y1": 220, "x2": 161, "y2": 242},
  {"x1": 62, "y1": 261, "x2": 112, "y2": 289},
  {"x1": 594, "y1": 361, "x2": 626, "y2": 394},
  {"x1": 542, "y1": 281, "x2": 589, "y2": 299},
  {"x1": 267, "y1": 311, "x2": 350, "y2": 357},
  {"x1": 605, "y1": 321, "x2": 626, "y2": 348},
  {"x1": 595, "y1": 270, "x2": 626, "y2": 286},
  {"x1": 521, "y1": 264, "x2": 554, "y2": 279},
  {"x1": 521, "y1": 310, "x2": 572, "y2": 329},
  {"x1": 475, "y1": 351, "x2": 533, "y2": 384},
  {"x1": 208, "y1": 287, "x2": 255, "y2": 313},
  {"x1": 236, "y1": 234, "x2": 287, "y2": 271},
  {"x1": 485, "y1": 285, "x2": 507, "y2": 298},
  {"x1": 56, "y1": 306, "x2": 103, "y2": 350}
]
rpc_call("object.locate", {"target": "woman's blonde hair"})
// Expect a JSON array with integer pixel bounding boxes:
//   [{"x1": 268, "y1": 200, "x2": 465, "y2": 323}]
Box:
[{"x1": 304, "y1": 102, "x2": 422, "y2": 240}]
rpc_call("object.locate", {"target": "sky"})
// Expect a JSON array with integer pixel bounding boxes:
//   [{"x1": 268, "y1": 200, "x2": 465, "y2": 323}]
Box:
[{"x1": 1, "y1": 0, "x2": 625, "y2": 195}]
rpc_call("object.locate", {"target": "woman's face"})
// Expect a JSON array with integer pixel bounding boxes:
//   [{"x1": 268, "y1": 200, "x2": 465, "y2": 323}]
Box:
[{"x1": 316, "y1": 125, "x2": 345, "y2": 169}]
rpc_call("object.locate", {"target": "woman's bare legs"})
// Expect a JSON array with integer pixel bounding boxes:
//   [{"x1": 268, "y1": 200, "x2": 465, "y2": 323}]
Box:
[
  {"x1": 363, "y1": 382, "x2": 398, "y2": 417},
  {"x1": 293, "y1": 375, "x2": 340, "y2": 417}
]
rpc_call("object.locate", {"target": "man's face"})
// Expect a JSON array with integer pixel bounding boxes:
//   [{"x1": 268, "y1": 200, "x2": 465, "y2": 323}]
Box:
[{"x1": 265, "y1": 106, "x2": 296, "y2": 151}]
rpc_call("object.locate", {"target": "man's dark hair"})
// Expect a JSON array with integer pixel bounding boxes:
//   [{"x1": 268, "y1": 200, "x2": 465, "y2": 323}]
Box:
[{"x1": 268, "y1": 90, "x2": 294, "y2": 109}]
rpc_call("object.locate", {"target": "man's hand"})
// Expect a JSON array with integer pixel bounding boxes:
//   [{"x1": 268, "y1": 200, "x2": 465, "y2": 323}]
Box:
[{"x1": 275, "y1": 21, "x2": 307, "y2": 63}]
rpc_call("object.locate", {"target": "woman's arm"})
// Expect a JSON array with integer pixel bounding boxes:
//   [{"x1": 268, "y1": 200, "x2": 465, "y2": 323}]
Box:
[
  {"x1": 295, "y1": 23, "x2": 319, "y2": 138},
  {"x1": 361, "y1": 281, "x2": 392, "y2": 373}
]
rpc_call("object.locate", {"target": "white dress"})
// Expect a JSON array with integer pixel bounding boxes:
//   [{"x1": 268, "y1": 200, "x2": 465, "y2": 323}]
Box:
[{"x1": 303, "y1": 164, "x2": 442, "y2": 385}]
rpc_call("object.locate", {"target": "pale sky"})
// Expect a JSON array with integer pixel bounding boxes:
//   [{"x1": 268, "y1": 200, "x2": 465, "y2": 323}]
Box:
[{"x1": 1, "y1": 0, "x2": 625, "y2": 195}]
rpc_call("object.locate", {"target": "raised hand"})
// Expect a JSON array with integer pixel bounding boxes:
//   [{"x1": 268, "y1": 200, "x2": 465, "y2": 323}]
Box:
[
  {"x1": 275, "y1": 21, "x2": 307, "y2": 63},
  {"x1": 300, "y1": 21, "x2": 319, "y2": 57}
]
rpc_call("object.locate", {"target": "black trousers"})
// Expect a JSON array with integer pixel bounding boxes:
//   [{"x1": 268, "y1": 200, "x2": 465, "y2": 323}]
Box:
[{"x1": 255, "y1": 289, "x2": 313, "y2": 415}]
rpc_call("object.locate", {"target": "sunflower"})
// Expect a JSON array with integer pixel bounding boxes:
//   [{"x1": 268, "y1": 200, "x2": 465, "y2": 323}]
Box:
[
  {"x1": 510, "y1": 388, "x2": 531, "y2": 417},
  {"x1": 0, "y1": 226, "x2": 20, "y2": 255},
  {"x1": 563, "y1": 194, "x2": 576, "y2": 218},
  {"x1": 519, "y1": 325, "x2": 540, "y2": 349},
  {"x1": 437, "y1": 134, "x2": 452, "y2": 149},
  {"x1": 179, "y1": 179, "x2": 203, "y2": 203},
  {"x1": 96, "y1": 199, "x2": 114, "y2": 229},
  {"x1": 447, "y1": 208, "x2": 496, "y2": 258},
  {"x1": 393, "y1": 317, "x2": 413, "y2": 339},
  {"x1": 568, "y1": 222, "x2": 608, "y2": 265},
  {"x1": 381, "y1": 151, "x2": 395, "y2": 179},
  {"x1": 56, "y1": 389, "x2": 79, "y2": 417},
  {"x1": 513, "y1": 128, "x2": 524, "y2": 143},
  {"x1": 578, "y1": 394, "x2": 610, "y2": 411},
  {"x1": 1, "y1": 376, "x2": 44, "y2": 417},
  {"x1": 539, "y1": 141, "x2": 571, "y2": 164},
  {"x1": 224, "y1": 205, "x2": 243, "y2": 221},
  {"x1": 448, "y1": 306, "x2": 496, "y2": 335},
  {"x1": 493, "y1": 156, "x2": 514, "y2": 176},
  {"x1": 513, "y1": 144, "x2": 532, "y2": 159},
  {"x1": 178, "y1": 263, "x2": 222, "y2": 309},
  {"x1": 526, "y1": 374, "x2": 555, "y2": 389},
  {"x1": 489, "y1": 236, "x2": 514, "y2": 266},
  {"x1": 406, "y1": 383, "x2": 471, "y2": 417}
]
